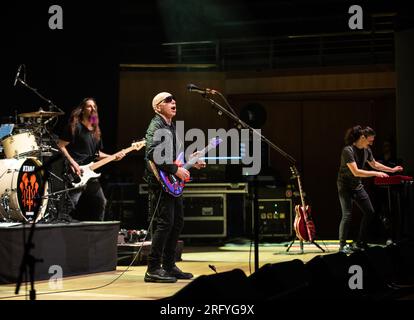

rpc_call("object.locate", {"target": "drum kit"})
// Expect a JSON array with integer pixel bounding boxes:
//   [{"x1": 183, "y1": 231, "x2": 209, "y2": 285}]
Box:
[{"x1": 0, "y1": 109, "x2": 64, "y2": 223}]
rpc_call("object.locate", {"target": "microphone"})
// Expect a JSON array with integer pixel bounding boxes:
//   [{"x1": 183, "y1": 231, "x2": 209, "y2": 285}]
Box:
[
  {"x1": 14, "y1": 65, "x2": 22, "y2": 86},
  {"x1": 208, "y1": 264, "x2": 217, "y2": 273},
  {"x1": 187, "y1": 83, "x2": 217, "y2": 95}
]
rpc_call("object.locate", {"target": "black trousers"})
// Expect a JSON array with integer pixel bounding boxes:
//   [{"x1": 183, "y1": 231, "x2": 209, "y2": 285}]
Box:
[
  {"x1": 338, "y1": 183, "x2": 375, "y2": 246},
  {"x1": 66, "y1": 179, "x2": 107, "y2": 221},
  {"x1": 147, "y1": 186, "x2": 184, "y2": 271}
]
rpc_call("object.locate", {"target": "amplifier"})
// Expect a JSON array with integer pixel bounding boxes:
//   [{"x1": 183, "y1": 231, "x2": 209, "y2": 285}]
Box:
[
  {"x1": 181, "y1": 194, "x2": 226, "y2": 238},
  {"x1": 138, "y1": 183, "x2": 248, "y2": 239},
  {"x1": 255, "y1": 198, "x2": 293, "y2": 237}
]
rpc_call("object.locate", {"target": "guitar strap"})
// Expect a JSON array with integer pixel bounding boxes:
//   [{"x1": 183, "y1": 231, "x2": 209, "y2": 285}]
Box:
[{"x1": 148, "y1": 160, "x2": 163, "y2": 184}]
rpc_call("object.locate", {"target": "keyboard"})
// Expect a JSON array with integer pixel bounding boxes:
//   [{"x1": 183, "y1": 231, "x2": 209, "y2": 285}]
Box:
[{"x1": 374, "y1": 175, "x2": 413, "y2": 186}]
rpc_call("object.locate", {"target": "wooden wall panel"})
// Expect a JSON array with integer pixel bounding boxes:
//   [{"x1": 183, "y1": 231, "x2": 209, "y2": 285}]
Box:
[
  {"x1": 117, "y1": 71, "x2": 227, "y2": 182},
  {"x1": 226, "y1": 72, "x2": 396, "y2": 95}
]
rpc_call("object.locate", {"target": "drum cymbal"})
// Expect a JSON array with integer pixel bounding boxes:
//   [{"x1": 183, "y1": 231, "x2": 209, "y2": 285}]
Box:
[{"x1": 18, "y1": 110, "x2": 64, "y2": 118}]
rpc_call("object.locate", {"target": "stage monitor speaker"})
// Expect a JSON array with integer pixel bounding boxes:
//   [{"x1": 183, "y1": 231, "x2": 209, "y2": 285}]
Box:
[
  {"x1": 305, "y1": 252, "x2": 351, "y2": 297},
  {"x1": 168, "y1": 268, "x2": 255, "y2": 302},
  {"x1": 247, "y1": 259, "x2": 309, "y2": 300}
]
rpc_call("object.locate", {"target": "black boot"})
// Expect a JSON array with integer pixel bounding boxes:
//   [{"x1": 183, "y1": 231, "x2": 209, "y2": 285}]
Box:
[
  {"x1": 144, "y1": 268, "x2": 177, "y2": 283},
  {"x1": 339, "y1": 244, "x2": 354, "y2": 254},
  {"x1": 164, "y1": 265, "x2": 194, "y2": 280}
]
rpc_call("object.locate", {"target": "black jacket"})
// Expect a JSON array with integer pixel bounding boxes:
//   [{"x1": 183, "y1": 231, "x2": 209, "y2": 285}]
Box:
[{"x1": 144, "y1": 114, "x2": 182, "y2": 184}]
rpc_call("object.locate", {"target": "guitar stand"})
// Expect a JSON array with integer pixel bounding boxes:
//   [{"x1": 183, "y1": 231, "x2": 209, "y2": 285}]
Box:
[{"x1": 286, "y1": 238, "x2": 325, "y2": 254}]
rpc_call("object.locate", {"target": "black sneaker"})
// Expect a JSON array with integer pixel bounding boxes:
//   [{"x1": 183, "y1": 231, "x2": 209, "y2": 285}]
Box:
[
  {"x1": 144, "y1": 268, "x2": 177, "y2": 283},
  {"x1": 339, "y1": 244, "x2": 354, "y2": 254},
  {"x1": 165, "y1": 265, "x2": 194, "y2": 280}
]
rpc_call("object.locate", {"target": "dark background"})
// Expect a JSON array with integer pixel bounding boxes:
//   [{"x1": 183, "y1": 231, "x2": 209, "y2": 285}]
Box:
[{"x1": 1, "y1": 1, "x2": 413, "y2": 239}]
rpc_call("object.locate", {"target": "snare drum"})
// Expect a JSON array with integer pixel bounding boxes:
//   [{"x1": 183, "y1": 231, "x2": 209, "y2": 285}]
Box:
[
  {"x1": 1, "y1": 131, "x2": 39, "y2": 159},
  {"x1": 0, "y1": 158, "x2": 48, "y2": 222}
]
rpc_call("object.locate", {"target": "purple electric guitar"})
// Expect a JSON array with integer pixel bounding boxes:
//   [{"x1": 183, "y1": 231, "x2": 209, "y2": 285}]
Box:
[{"x1": 149, "y1": 137, "x2": 222, "y2": 197}]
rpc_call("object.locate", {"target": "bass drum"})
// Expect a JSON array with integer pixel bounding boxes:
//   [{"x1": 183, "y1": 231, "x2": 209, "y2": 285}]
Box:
[{"x1": 0, "y1": 158, "x2": 48, "y2": 222}]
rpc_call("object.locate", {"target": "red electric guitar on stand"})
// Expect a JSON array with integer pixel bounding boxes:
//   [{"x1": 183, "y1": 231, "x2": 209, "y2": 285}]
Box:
[{"x1": 286, "y1": 166, "x2": 325, "y2": 253}]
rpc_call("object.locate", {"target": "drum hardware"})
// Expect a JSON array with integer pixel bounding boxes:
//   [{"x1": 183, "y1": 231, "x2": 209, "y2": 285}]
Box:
[
  {"x1": 2, "y1": 65, "x2": 66, "y2": 225},
  {"x1": 0, "y1": 194, "x2": 11, "y2": 221},
  {"x1": 38, "y1": 146, "x2": 53, "y2": 158},
  {"x1": 14, "y1": 64, "x2": 65, "y2": 119},
  {"x1": 18, "y1": 109, "x2": 65, "y2": 118},
  {"x1": 40, "y1": 184, "x2": 86, "y2": 223},
  {"x1": 12, "y1": 63, "x2": 65, "y2": 160}
]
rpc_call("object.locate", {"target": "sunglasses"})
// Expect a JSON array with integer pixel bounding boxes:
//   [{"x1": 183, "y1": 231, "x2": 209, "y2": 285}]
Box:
[{"x1": 157, "y1": 95, "x2": 175, "y2": 105}]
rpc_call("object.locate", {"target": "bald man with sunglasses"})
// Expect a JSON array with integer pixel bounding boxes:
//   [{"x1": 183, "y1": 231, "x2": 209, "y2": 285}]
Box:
[{"x1": 143, "y1": 92, "x2": 205, "y2": 283}]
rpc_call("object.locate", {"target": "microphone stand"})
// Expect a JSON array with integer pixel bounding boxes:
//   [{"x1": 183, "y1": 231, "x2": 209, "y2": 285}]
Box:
[
  {"x1": 15, "y1": 212, "x2": 44, "y2": 300},
  {"x1": 13, "y1": 73, "x2": 65, "y2": 298},
  {"x1": 16, "y1": 77, "x2": 65, "y2": 115},
  {"x1": 199, "y1": 93, "x2": 296, "y2": 272}
]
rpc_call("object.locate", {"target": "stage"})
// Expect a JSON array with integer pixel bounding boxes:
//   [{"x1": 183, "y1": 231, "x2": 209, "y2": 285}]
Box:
[
  {"x1": 0, "y1": 221, "x2": 120, "y2": 285},
  {"x1": 2, "y1": 240, "x2": 414, "y2": 301},
  {"x1": 0, "y1": 242, "x2": 332, "y2": 300}
]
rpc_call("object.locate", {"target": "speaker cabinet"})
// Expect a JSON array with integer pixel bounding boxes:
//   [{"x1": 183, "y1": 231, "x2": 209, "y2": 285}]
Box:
[
  {"x1": 254, "y1": 198, "x2": 293, "y2": 237},
  {"x1": 181, "y1": 194, "x2": 226, "y2": 238}
]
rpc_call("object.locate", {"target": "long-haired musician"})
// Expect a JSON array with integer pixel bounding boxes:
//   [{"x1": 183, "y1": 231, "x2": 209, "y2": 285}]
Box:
[{"x1": 57, "y1": 97, "x2": 125, "y2": 221}]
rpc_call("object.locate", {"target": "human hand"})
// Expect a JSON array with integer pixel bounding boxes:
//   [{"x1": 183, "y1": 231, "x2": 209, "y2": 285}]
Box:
[
  {"x1": 114, "y1": 151, "x2": 126, "y2": 161},
  {"x1": 190, "y1": 151, "x2": 206, "y2": 169},
  {"x1": 175, "y1": 167, "x2": 190, "y2": 180},
  {"x1": 392, "y1": 166, "x2": 403, "y2": 173},
  {"x1": 193, "y1": 160, "x2": 206, "y2": 169},
  {"x1": 70, "y1": 161, "x2": 82, "y2": 176},
  {"x1": 376, "y1": 172, "x2": 389, "y2": 178}
]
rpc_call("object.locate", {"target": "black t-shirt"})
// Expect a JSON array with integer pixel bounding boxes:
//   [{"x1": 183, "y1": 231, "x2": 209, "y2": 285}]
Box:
[
  {"x1": 337, "y1": 145, "x2": 374, "y2": 190},
  {"x1": 60, "y1": 122, "x2": 103, "y2": 165}
]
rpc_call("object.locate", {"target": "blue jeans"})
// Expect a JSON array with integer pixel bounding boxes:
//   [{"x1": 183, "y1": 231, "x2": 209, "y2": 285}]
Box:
[{"x1": 338, "y1": 183, "x2": 375, "y2": 246}]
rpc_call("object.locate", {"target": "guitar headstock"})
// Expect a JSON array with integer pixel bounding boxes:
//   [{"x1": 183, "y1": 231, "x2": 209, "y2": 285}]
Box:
[
  {"x1": 131, "y1": 139, "x2": 146, "y2": 151},
  {"x1": 290, "y1": 165, "x2": 300, "y2": 179}
]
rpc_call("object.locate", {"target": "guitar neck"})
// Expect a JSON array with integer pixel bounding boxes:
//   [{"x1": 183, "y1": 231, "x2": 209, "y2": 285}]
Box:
[
  {"x1": 90, "y1": 145, "x2": 135, "y2": 171},
  {"x1": 182, "y1": 144, "x2": 213, "y2": 170},
  {"x1": 297, "y1": 176, "x2": 306, "y2": 209}
]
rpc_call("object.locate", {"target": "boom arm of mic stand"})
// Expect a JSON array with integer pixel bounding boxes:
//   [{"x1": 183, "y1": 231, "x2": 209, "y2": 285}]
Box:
[
  {"x1": 42, "y1": 185, "x2": 87, "y2": 200},
  {"x1": 202, "y1": 96, "x2": 297, "y2": 164},
  {"x1": 17, "y1": 78, "x2": 65, "y2": 114},
  {"x1": 201, "y1": 95, "x2": 297, "y2": 272}
]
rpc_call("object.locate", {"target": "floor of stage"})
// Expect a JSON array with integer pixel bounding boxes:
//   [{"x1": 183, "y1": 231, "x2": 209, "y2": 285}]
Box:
[{"x1": 0, "y1": 241, "x2": 336, "y2": 300}]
